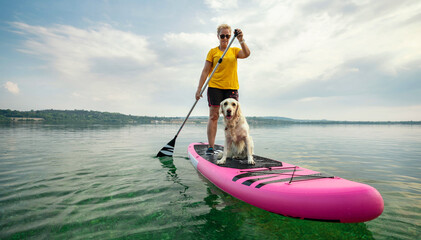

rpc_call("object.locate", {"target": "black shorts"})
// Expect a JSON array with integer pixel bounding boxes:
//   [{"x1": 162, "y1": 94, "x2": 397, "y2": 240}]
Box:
[{"x1": 207, "y1": 87, "x2": 239, "y2": 107}]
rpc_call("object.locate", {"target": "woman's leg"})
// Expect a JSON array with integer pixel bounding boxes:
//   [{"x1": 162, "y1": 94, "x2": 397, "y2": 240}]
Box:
[{"x1": 207, "y1": 106, "x2": 220, "y2": 148}]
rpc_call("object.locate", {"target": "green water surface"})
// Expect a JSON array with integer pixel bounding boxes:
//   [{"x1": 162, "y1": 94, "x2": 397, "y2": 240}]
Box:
[{"x1": 0, "y1": 124, "x2": 420, "y2": 239}]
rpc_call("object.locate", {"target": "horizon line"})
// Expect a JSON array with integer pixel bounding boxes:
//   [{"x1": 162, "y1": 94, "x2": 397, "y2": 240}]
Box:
[{"x1": 1, "y1": 108, "x2": 421, "y2": 123}]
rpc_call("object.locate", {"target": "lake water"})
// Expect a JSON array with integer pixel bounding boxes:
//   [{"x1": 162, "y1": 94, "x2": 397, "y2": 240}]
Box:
[{"x1": 0, "y1": 123, "x2": 420, "y2": 239}]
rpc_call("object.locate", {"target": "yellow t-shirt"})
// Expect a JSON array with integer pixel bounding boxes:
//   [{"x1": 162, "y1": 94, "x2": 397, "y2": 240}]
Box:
[{"x1": 206, "y1": 47, "x2": 241, "y2": 90}]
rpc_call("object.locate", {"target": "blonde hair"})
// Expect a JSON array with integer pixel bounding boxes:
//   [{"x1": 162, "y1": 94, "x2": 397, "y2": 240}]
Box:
[{"x1": 217, "y1": 24, "x2": 231, "y2": 35}]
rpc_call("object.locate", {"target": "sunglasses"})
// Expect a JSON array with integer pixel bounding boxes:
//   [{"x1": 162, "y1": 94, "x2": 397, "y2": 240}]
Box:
[{"x1": 219, "y1": 34, "x2": 231, "y2": 39}]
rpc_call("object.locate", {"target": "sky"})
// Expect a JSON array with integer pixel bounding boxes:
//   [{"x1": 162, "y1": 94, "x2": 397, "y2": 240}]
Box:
[{"x1": 1, "y1": 0, "x2": 421, "y2": 121}]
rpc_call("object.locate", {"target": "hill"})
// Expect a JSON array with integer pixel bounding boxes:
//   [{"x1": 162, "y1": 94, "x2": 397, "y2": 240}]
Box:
[
  {"x1": 1, "y1": 109, "x2": 419, "y2": 125},
  {"x1": 0, "y1": 109, "x2": 162, "y2": 124}
]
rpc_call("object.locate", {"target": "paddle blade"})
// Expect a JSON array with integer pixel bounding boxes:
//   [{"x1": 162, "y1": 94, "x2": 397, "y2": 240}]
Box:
[{"x1": 156, "y1": 137, "x2": 176, "y2": 157}]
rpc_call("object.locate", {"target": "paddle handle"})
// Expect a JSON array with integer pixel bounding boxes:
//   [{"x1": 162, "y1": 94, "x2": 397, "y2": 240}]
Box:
[{"x1": 175, "y1": 30, "x2": 239, "y2": 138}]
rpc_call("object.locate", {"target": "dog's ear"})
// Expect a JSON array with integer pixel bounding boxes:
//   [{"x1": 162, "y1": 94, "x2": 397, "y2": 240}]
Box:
[
  {"x1": 219, "y1": 100, "x2": 224, "y2": 116},
  {"x1": 234, "y1": 101, "x2": 242, "y2": 121}
]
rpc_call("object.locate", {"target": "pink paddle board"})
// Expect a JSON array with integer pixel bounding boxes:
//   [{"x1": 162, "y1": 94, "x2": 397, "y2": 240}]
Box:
[{"x1": 188, "y1": 142, "x2": 384, "y2": 223}]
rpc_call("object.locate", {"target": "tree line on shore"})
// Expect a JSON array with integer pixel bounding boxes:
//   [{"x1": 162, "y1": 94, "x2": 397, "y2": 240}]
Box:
[
  {"x1": 0, "y1": 109, "x2": 162, "y2": 124},
  {"x1": 1, "y1": 109, "x2": 419, "y2": 125}
]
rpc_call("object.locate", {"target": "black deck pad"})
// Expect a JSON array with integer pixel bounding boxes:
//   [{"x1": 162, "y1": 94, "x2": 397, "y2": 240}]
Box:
[{"x1": 194, "y1": 144, "x2": 283, "y2": 169}]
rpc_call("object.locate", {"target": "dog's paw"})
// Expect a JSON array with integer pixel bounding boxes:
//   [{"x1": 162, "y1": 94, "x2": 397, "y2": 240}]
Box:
[
  {"x1": 216, "y1": 158, "x2": 226, "y2": 165},
  {"x1": 215, "y1": 150, "x2": 223, "y2": 159},
  {"x1": 248, "y1": 157, "x2": 255, "y2": 165}
]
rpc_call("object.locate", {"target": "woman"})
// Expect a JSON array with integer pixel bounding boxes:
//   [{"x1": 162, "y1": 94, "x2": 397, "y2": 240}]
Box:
[{"x1": 195, "y1": 24, "x2": 251, "y2": 154}]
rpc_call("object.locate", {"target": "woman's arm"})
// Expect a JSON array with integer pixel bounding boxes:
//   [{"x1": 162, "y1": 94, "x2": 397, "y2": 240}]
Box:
[
  {"x1": 237, "y1": 41, "x2": 250, "y2": 59},
  {"x1": 196, "y1": 60, "x2": 212, "y2": 100},
  {"x1": 236, "y1": 29, "x2": 250, "y2": 59}
]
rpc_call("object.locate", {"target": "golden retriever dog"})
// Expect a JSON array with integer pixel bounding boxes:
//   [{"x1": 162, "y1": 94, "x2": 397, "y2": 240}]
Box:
[{"x1": 217, "y1": 98, "x2": 255, "y2": 165}]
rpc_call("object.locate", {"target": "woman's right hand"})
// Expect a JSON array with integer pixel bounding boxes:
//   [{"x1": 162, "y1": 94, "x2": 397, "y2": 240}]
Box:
[{"x1": 195, "y1": 89, "x2": 202, "y2": 100}]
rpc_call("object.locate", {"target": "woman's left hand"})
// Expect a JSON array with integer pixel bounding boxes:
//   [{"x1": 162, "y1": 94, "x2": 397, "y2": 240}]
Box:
[{"x1": 235, "y1": 29, "x2": 244, "y2": 42}]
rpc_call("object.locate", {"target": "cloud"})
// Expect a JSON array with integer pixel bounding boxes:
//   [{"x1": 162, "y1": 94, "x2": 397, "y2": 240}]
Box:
[
  {"x1": 11, "y1": 22, "x2": 157, "y2": 79},
  {"x1": 163, "y1": 32, "x2": 216, "y2": 65},
  {"x1": 204, "y1": 0, "x2": 238, "y2": 10},
  {"x1": 235, "y1": 1, "x2": 421, "y2": 101},
  {"x1": 297, "y1": 97, "x2": 325, "y2": 103},
  {"x1": 9, "y1": 22, "x2": 165, "y2": 114},
  {"x1": 4, "y1": 81, "x2": 20, "y2": 94}
]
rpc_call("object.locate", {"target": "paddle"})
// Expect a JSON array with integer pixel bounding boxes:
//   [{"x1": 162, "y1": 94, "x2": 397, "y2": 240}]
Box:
[{"x1": 157, "y1": 30, "x2": 239, "y2": 157}]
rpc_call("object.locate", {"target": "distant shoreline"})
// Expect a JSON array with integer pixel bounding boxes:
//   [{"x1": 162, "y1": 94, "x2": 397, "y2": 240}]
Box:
[{"x1": 1, "y1": 109, "x2": 420, "y2": 125}]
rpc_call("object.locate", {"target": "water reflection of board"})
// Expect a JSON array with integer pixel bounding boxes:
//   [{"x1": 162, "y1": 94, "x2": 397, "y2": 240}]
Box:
[{"x1": 188, "y1": 142, "x2": 384, "y2": 223}]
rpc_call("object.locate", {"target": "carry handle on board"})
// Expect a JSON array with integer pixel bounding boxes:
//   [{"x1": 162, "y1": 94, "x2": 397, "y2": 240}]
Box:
[{"x1": 156, "y1": 30, "x2": 239, "y2": 157}]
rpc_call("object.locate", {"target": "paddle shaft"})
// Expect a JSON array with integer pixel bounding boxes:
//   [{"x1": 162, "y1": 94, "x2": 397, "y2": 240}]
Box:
[{"x1": 174, "y1": 31, "x2": 239, "y2": 138}]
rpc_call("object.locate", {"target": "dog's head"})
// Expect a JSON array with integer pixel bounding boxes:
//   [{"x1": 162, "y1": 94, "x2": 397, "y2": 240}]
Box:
[{"x1": 220, "y1": 98, "x2": 241, "y2": 121}]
